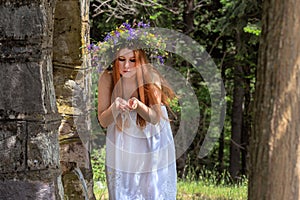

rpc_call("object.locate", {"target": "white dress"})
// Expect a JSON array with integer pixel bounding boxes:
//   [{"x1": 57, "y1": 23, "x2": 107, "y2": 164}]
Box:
[{"x1": 105, "y1": 106, "x2": 177, "y2": 200}]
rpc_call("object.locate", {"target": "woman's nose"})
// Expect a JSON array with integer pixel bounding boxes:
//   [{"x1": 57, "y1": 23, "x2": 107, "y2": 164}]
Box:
[{"x1": 124, "y1": 60, "x2": 130, "y2": 68}]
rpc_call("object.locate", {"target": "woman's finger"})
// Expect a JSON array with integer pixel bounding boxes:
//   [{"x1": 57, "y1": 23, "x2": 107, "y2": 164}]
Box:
[{"x1": 128, "y1": 98, "x2": 138, "y2": 110}]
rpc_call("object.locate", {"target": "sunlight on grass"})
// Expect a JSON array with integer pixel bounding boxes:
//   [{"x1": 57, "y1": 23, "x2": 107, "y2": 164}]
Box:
[
  {"x1": 93, "y1": 180, "x2": 247, "y2": 200},
  {"x1": 94, "y1": 181, "x2": 108, "y2": 200},
  {"x1": 177, "y1": 181, "x2": 247, "y2": 200},
  {"x1": 91, "y1": 148, "x2": 248, "y2": 200}
]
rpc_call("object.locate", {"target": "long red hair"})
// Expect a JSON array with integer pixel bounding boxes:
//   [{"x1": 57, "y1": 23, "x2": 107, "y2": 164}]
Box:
[{"x1": 111, "y1": 49, "x2": 174, "y2": 128}]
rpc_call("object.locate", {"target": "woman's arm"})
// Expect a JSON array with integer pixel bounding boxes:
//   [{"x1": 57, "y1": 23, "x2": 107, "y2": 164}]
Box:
[
  {"x1": 98, "y1": 71, "x2": 130, "y2": 128},
  {"x1": 129, "y1": 76, "x2": 162, "y2": 125},
  {"x1": 134, "y1": 98, "x2": 161, "y2": 124},
  {"x1": 97, "y1": 71, "x2": 114, "y2": 128}
]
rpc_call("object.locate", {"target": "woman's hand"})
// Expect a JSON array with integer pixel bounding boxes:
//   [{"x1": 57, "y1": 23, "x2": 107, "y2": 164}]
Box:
[
  {"x1": 128, "y1": 97, "x2": 138, "y2": 110},
  {"x1": 113, "y1": 97, "x2": 130, "y2": 112}
]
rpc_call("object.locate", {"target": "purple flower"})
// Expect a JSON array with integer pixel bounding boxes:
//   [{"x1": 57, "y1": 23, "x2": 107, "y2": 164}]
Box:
[
  {"x1": 115, "y1": 30, "x2": 120, "y2": 38},
  {"x1": 97, "y1": 65, "x2": 103, "y2": 73},
  {"x1": 113, "y1": 37, "x2": 118, "y2": 44},
  {"x1": 87, "y1": 43, "x2": 94, "y2": 51},
  {"x1": 122, "y1": 22, "x2": 131, "y2": 30},
  {"x1": 93, "y1": 45, "x2": 100, "y2": 51},
  {"x1": 137, "y1": 21, "x2": 143, "y2": 28},
  {"x1": 104, "y1": 33, "x2": 112, "y2": 41},
  {"x1": 138, "y1": 21, "x2": 150, "y2": 28},
  {"x1": 127, "y1": 28, "x2": 136, "y2": 40},
  {"x1": 157, "y1": 55, "x2": 164, "y2": 64},
  {"x1": 144, "y1": 22, "x2": 150, "y2": 28}
]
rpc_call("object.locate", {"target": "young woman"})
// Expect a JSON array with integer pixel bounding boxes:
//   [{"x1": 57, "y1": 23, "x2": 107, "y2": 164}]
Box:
[{"x1": 98, "y1": 47, "x2": 177, "y2": 199}]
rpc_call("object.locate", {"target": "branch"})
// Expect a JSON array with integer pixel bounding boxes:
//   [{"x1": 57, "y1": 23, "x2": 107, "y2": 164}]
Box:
[
  {"x1": 208, "y1": 34, "x2": 223, "y2": 56},
  {"x1": 93, "y1": 0, "x2": 112, "y2": 13},
  {"x1": 193, "y1": 0, "x2": 206, "y2": 11},
  {"x1": 91, "y1": 0, "x2": 179, "y2": 20},
  {"x1": 131, "y1": 0, "x2": 180, "y2": 14}
]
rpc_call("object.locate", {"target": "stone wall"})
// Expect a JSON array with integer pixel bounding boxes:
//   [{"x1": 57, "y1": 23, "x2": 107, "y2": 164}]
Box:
[
  {"x1": 0, "y1": 0, "x2": 94, "y2": 199},
  {"x1": 53, "y1": 0, "x2": 95, "y2": 199},
  {"x1": 0, "y1": 0, "x2": 63, "y2": 199}
]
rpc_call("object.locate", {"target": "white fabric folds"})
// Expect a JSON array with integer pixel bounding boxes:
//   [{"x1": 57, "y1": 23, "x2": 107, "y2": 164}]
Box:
[{"x1": 106, "y1": 106, "x2": 177, "y2": 200}]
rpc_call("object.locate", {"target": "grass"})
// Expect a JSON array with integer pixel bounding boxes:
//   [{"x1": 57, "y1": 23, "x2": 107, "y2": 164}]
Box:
[
  {"x1": 93, "y1": 182, "x2": 108, "y2": 200},
  {"x1": 176, "y1": 180, "x2": 247, "y2": 200},
  {"x1": 91, "y1": 148, "x2": 248, "y2": 200},
  {"x1": 93, "y1": 180, "x2": 247, "y2": 200}
]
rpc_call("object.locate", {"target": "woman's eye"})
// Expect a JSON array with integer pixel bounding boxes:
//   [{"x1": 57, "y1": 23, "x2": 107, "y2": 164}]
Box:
[
  {"x1": 130, "y1": 59, "x2": 136, "y2": 63},
  {"x1": 118, "y1": 58, "x2": 125, "y2": 62}
]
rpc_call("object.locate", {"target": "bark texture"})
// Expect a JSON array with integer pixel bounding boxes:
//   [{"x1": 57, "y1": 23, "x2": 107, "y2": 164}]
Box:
[
  {"x1": 230, "y1": 65, "x2": 244, "y2": 179},
  {"x1": 249, "y1": 0, "x2": 300, "y2": 199}
]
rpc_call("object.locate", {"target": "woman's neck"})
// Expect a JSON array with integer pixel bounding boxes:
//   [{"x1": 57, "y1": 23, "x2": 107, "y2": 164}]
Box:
[
  {"x1": 122, "y1": 74, "x2": 137, "y2": 84},
  {"x1": 122, "y1": 75, "x2": 138, "y2": 99}
]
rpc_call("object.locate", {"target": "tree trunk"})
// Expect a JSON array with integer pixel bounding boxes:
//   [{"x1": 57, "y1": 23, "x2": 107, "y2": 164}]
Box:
[
  {"x1": 53, "y1": 0, "x2": 95, "y2": 199},
  {"x1": 174, "y1": 0, "x2": 195, "y2": 178},
  {"x1": 218, "y1": 49, "x2": 227, "y2": 174},
  {"x1": 241, "y1": 65, "x2": 251, "y2": 175},
  {"x1": 249, "y1": 0, "x2": 300, "y2": 199},
  {"x1": 218, "y1": 127, "x2": 225, "y2": 172},
  {"x1": 183, "y1": 0, "x2": 194, "y2": 35},
  {"x1": 229, "y1": 65, "x2": 244, "y2": 179}
]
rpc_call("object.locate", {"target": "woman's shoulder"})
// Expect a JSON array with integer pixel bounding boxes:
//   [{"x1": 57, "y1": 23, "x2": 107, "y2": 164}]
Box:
[
  {"x1": 100, "y1": 69, "x2": 112, "y2": 79},
  {"x1": 99, "y1": 69, "x2": 113, "y2": 85}
]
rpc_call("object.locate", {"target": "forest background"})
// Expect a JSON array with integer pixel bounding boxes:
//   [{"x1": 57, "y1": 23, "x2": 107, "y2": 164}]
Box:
[{"x1": 89, "y1": 0, "x2": 261, "y2": 199}]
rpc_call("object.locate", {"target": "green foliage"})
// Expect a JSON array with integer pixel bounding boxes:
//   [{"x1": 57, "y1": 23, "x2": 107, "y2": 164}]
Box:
[
  {"x1": 90, "y1": 0, "x2": 261, "y2": 179},
  {"x1": 91, "y1": 147, "x2": 108, "y2": 200},
  {"x1": 177, "y1": 180, "x2": 247, "y2": 200},
  {"x1": 91, "y1": 148, "x2": 106, "y2": 182},
  {"x1": 243, "y1": 23, "x2": 261, "y2": 36},
  {"x1": 178, "y1": 160, "x2": 248, "y2": 199},
  {"x1": 88, "y1": 21, "x2": 168, "y2": 71},
  {"x1": 168, "y1": 97, "x2": 181, "y2": 113},
  {"x1": 91, "y1": 147, "x2": 248, "y2": 200},
  {"x1": 150, "y1": 11, "x2": 162, "y2": 20}
]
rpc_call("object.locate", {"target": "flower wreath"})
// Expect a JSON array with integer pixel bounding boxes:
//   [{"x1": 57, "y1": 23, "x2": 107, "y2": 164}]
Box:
[{"x1": 87, "y1": 21, "x2": 168, "y2": 72}]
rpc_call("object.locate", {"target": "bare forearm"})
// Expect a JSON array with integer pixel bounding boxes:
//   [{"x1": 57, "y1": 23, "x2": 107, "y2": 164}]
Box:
[
  {"x1": 136, "y1": 100, "x2": 160, "y2": 124},
  {"x1": 99, "y1": 97, "x2": 132, "y2": 128},
  {"x1": 98, "y1": 103, "x2": 117, "y2": 128}
]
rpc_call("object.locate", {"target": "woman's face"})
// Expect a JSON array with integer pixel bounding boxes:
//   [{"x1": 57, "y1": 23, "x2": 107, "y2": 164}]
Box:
[{"x1": 117, "y1": 48, "x2": 137, "y2": 78}]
